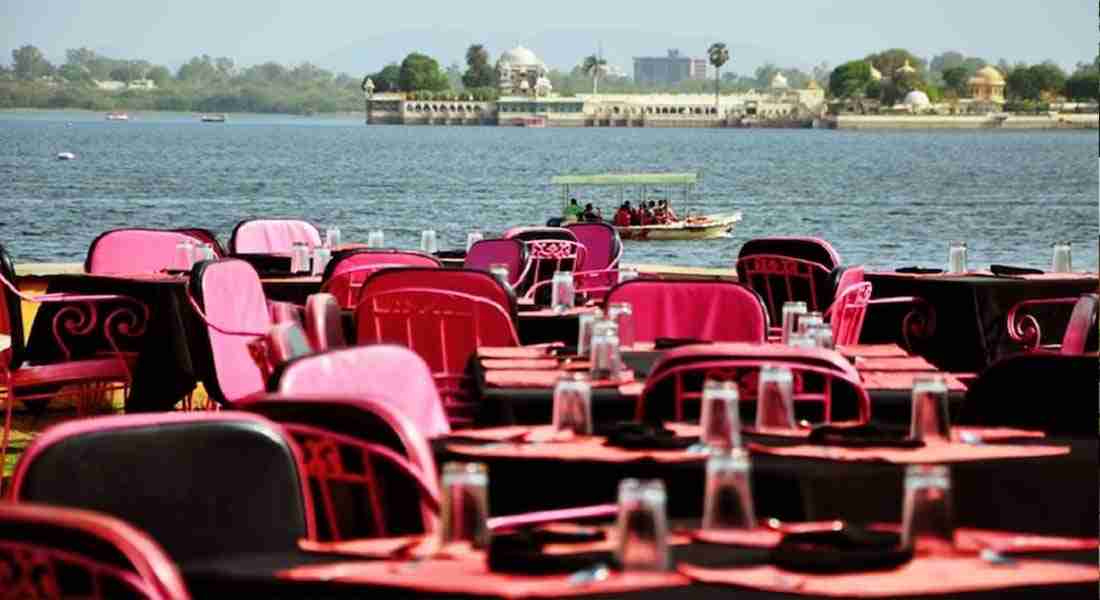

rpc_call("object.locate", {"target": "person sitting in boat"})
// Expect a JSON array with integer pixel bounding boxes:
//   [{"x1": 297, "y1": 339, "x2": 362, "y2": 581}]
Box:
[
  {"x1": 639, "y1": 202, "x2": 655, "y2": 226},
  {"x1": 581, "y1": 203, "x2": 602, "y2": 222},
  {"x1": 563, "y1": 198, "x2": 584, "y2": 223},
  {"x1": 654, "y1": 199, "x2": 678, "y2": 224},
  {"x1": 661, "y1": 199, "x2": 679, "y2": 222},
  {"x1": 613, "y1": 202, "x2": 633, "y2": 227}
]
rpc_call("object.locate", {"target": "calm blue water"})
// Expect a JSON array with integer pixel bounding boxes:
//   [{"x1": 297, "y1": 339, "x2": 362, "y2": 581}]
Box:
[{"x1": 1, "y1": 110, "x2": 1097, "y2": 271}]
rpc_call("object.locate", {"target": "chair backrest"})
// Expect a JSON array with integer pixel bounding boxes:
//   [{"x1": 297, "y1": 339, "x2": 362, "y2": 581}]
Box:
[
  {"x1": 464, "y1": 239, "x2": 527, "y2": 287},
  {"x1": 736, "y1": 254, "x2": 836, "y2": 324},
  {"x1": 250, "y1": 321, "x2": 314, "y2": 382},
  {"x1": 358, "y1": 267, "x2": 518, "y2": 326},
  {"x1": 827, "y1": 282, "x2": 873, "y2": 346},
  {"x1": 321, "y1": 249, "x2": 442, "y2": 309},
  {"x1": 737, "y1": 236, "x2": 841, "y2": 270},
  {"x1": 566, "y1": 222, "x2": 623, "y2": 271},
  {"x1": 504, "y1": 227, "x2": 584, "y2": 299},
  {"x1": 0, "y1": 244, "x2": 25, "y2": 370},
  {"x1": 604, "y1": 279, "x2": 768, "y2": 344},
  {"x1": 228, "y1": 219, "x2": 322, "y2": 254},
  {"x1": 304, "y1": 293, "x2": 348, "y2": 351},
  {"x1": 274, "y1": 345, "x2": 451, "y2": 438},
  {"x1": 640, "y1": 343, "x2": 869, "y2": 424},
  {"x1": 832, "y1": 265, "x2": 865, "y2": 298},
  {"x1": 188, "y1": 258, "x2": 271, "y2": 404},
  {"x1": 10, "y1": 413, "x2": 314, "y2": 563},
  {"x1": 237, "y1": 395, "x2": 440, "y2": 541},
  {"x1": 0, "y1": 503, "x2": 190, "y2": 600},
  {"x1": 86, "y1": 228, "x2": 224, "y2": 275},
  {"x1": 1062, "y1": 293, "x2": 1098, "y2": 355}
]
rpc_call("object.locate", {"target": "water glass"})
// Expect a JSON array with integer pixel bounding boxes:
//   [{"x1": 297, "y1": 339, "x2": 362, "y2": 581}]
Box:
[
  {"x1": 552, "y1": 374, "x2": 593, "y2": 435},
  {"x1": 615, "y1": 479, "x2": 670, "y2": 571},
  {"x1": 439, "y1": 462, "x2": 490, "y2": 549},
  {"x1": 589, "y1": 320, "x2": 622, "y2": 380},
  {"x1": 810, "y1": 323, "x2": 835, "y2": 349},
  {"x1": 947, "y1": 242, "x2": 968, "y2": 274},
  {"x1": 702, "y1": 450, "x2": 756, "y2": 530},
  {"x1": 311, "y1": 247, "x2": 332, "y2": 276},
  {"x1": 367, "y1": 229, "x2": 385, "y2": 248},
  {"x1": 550, "y1": 271, "x2": 576, "y2": 313},
  {"x1": 174, "y1": 240, "x2": 195, "y2": 271},
  {"x1": 466, "y1": 231, "x2": 484, "y2": 252},
  {"x1": 699, "y1": 379, "x2": 742, "y2": 452},
  {"x1": 910, "y1": 376, "x2": 951, "y2": 443},
  {"x1": 797, "y1": 311, "x2": 824, "y2": 337},
  {"x1": 901, "y1": 464, "x2": 954, "y2": 555},
  {"x1": 576, "y1": 308, "x2": 604, "y2": 357},
  {"x1": 324, "y1": 226, "x2": 341, "y2": 249},
  {"x1": 291, "y1": 242, "x2": 310, "y2": 274},
  {"x1": 781, "y1": 301, "x2": 808, "y2": 345},
  {"x1": 756, "y1": 365, "x2": 795, "y2": 430},
  {"x1": 489, "y1": 263, "x2": 511, "y2": 290},
  {"x1": 786, "y1": 332, "x2": 817, "y2": 349},
  {"x1": 420, "y1": 229, "x2": 438, "y2": 254},
  {"x1": 618, "y1": 268, "x2": 640, "y2": 284},
  {"x1": 607, "y1": 302, "x2": 635, "y2": 348},
  {"x1": 1051, "y1": 242, "x2": 1072, "y2": 273}
]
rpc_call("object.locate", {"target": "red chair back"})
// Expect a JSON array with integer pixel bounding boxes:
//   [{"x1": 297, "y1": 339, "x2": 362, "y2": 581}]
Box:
[
  {"x1": 605, "y1": 279, "x2": 768, "y2": 343},
  {"x1": 828, "y1": 282, "x2": 873, "y2": 346},
  {"x1": 274, "y1": 345, "x2": 451, "y2": 438},
  {"x1": 304, "y1": 293, "x2": 348, "y2": 351},
  {"x1": 228, "y1": 218, "x2": 322, "y2": 254},
  {"x1": 736, "y1": 237, "x2": 842, "y2": 324},
  {"x1": 238, "y1": 395, "x2": 441, "y2": 541},
  {"x1": 188, "y1": 259, "x2": 271, "y2": 404},
  {"x1": 85, "y1": 228, "x2": 223, "y2": 274},
  {"x1": 358, "y1": 267, "x2": 517, "y2": 325},
  {"x1": 504, "y1": 227, "x2": 585, "y2": 298},
  {"x1": 566, "y1": 222, "x2": 622, "y2": 271},
  {"x1": 1062, "y1": 293, "x2": 1098, "y2": 355},
  {"x1": 640, "y1": 343, "x2": 869, "y2": 424},
  {"x1": 0, "y1": 503, "x2": 190, "y2": 600},
  {"x1": 464, "y1": 239, "x2": 526, "y2": 287},
  {"x1": 737, "y1": 236, "x2": 841, "y2": 269},
  {"x1": 321, "y1": 249, "x2": 441, "y2": 309}
]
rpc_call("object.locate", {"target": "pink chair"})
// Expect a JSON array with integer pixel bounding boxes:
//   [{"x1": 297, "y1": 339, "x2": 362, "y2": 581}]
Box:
[
  {"x1": 1007, "y1": 293, "x2": 1098, "y2": 354},
  {"x1": 303, "y1": 293, "x2": 348, "y2": 351},
  {"x1": 0, "y1": 503, "x2": 190, "y2": 600},
  {"x1": 824, "y1": 282, "x2": 873, "y2": 346},
  {"x1": 604, "y1": 279, "x2": 768, "y2": 344},
  {"x1": 85, "y1": 228, "x2": 224, "y2": 274},
  {"x1": 0, "y1": 245, "x2": 148, "y2": 489},
  {"x1": 464, "y1": 239, "x2": 526, "y2": 288},
  {"x1": 358, "y1": 267, "x2": 518, "y2": 326},
  {"x1": 238, "y1": 395, "x2": 441, "y2": 541},
  {"x1": 566, "y1": 222, "x2": 623, "y2": 300},
  {"x1": 228, "y1": 218, "x2": 322, "y2": 254},
  {"x1": 274, "y1": 345, "x2": 451, "y2": 438},
  {"x1": 320, "y1": 249, "x2": 442, "y2": 309},
  {"x1": 248, "y1": 321, "x2": 314, "y2": 382},
  {"x1": 640, "y1": 343, "x2": 870, "y2": 424},
  {"x1": 504, "y1": 227, "x2": 587, "y2": 300}
]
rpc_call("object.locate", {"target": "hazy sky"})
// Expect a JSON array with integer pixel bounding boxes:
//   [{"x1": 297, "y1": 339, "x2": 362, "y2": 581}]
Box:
[{"x1": 2, "y1": 0, "x2": 1096, "y2": 73}]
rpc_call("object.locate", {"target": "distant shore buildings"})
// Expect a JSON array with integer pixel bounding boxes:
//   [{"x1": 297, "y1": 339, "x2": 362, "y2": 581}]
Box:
[{"x1": 633, "y1": 49, "x2": 707, "y2": 86}]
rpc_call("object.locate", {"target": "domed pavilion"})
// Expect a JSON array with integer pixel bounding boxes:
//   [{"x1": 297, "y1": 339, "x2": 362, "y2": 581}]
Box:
[
  {"x1": 968, "y1": 65, "x2": 1006, "y2": 104},
  {"x1": 497, "y1": 45, "x2": 549, "y2": 96}
]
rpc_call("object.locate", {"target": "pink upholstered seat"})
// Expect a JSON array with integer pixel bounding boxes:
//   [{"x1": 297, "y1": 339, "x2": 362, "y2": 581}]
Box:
[
  {"x1": 86, "y1": 228, "x2": 224, "y2": 274},
  {"x1": 228, "y1": 219, "x2": 322, "y2": 254},
  {"x1": 304, "y1": 293, "x2": 348, "y2": 350},
  {"x1": 1007, "y1": 293, "x2": 1099, "y2": 354},
  {"x1": 0, "y1": 503, "x2": 190, "y2": 600},
  {"x1": 275, "y1": 345, "x2": 451, "y2": 438},
  {"x1": 321, "y1": 249, "x2": 442, "y2": 309},
  {"x1": 464, "y1": 239, "x2": 526, "y2": 288},
  {"x1": 825, "y1": 282, "x2": 873, "y2": 346},
  {"x1": 604, "y1": 279, "x2": 768, "y2": 344},
  {"x1": 566, "y1": 222, "x2": 623, "y2": 301}
]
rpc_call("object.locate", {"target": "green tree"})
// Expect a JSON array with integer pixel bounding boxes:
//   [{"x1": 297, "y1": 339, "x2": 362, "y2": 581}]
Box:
[
  {"x1": 146, "y1": 65, "x2": 172, "y2": 87},
  {"x1": 372, "y1": 64, "x2": 401, "y2": 92},
  {"x1": 582, "y1": 54, "x2": 607, "y2": 94},
  {"x1": 828, "y1": 60, "x2": 872, "y2": 98},
  {"x1": 1007, "y1": 63, "x2": 1067, "y2": 100},
  {"x1": 941, "y1": 66, "x2": 970, "y2": 97},
  {"x1": 462, "y1": 44, "x2": 495, "y2": 89},
  {"x1": 57, "y1": 63, "x2": 91, "y2": 83},
  {"x1": 1064, "y1": 69, "x2": 1099, "y2": 100},
  {"x1": 865, "y1": 49, "x2": 926, "y2": 77},
  {"x1": 708, "y1": 42, "x2": 730, "y2": 111},
  {"x1": 12, "y1": 45, "x2": 54, "y2": 80},
  {"x1": 177, "y1": 55, "x2": 218, "y2": 84},
  {"x1": 398, "y1": 53, "x2": 448, "y2": 92}
]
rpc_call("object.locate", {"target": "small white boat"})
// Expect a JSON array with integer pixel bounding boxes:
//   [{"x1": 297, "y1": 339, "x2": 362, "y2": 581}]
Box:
[
  {"x1": 616, "y1": 213, "x2": 742, "y2": 241},
  {"x1": 105, "y1": 112, "x2": 130, "y2": 121},
  {"x1": 57, "y1": 152, "x2": 76, "y2": 161},
  {"x1": 200, "y1": 114, "x2": 227, "y2": 123}
]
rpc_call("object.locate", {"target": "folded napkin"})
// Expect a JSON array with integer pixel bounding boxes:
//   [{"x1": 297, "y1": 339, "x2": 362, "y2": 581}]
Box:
[
  {"x1": 771, "y1": 527, "x2": 912, "y2": 574},
  {"x1": 807, "y1": 423, "x2": 923, "y2": 448},
  {"x1": 990, "y1": 264, "x2": 1044, "y2": 276},
  {"x1": 601, "y1": 422, "x2": 698, "y2": 450},
  {"x1": 895, "y1": 266, "x2": 943, "y2": 274}
]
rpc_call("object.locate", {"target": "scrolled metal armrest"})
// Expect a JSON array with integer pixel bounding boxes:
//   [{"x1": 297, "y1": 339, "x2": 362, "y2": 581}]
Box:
[
  {"x1": 1004, "y1": 297, "x2": 1079, "y2": 351},
  {"x1": 35, "y1": 293, "x2": 151, "y2": 361},
  {"x1": 867, "y1": 295, "x2": 937, "y2": 352}
]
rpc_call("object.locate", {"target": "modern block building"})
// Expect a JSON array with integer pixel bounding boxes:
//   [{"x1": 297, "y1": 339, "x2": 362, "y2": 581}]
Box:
[{"x1": 633, "y1": 50, "x2": 706, "y2": 86}]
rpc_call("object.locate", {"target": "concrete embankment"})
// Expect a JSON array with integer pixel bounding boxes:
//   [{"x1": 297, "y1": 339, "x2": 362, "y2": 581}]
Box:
[{"x1": 834, "y1": 114, "x2": 1099, "y2": 130}]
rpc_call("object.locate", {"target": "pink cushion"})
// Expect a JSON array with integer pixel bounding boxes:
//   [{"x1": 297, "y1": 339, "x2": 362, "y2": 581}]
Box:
[
  {"x1": 566, "y1": 223, "x2": 620, "y2": 270},
  {"x1": 87, "y1": 229, "x2": 216, "y2": 274},
  {"x1": 230, "y1": 219, "x2": 322, "y2": 254},
  {"x1": 606, "y1": 280, "x2": 767, "y2": 343},
  {"x1": 198, "y1": 260, "x2": 271, "y2": 403},
  {"x1": 277, "y1": 345, "x2": 451, "y2": 437},
  {"x1": 464, "y1": 240, "x2": 525, "y2": 286}
]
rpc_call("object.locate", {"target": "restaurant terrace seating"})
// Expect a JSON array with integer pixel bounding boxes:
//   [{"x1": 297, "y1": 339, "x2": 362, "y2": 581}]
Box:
[
  {"x1": 735, "y1": 236, "x2": 846, "y2": 324},
  {"x1": 303, "y1": 292, "x2": 347, "y2": 350},
  {"x1": 85, "y1": 228, "x2": 223, "y2": 274},
  {"x1": 503, "y1": 226, "x2": 586, "y2": 301},
  {"x1": 604, "y1": 278, "x2": 769, "y2": 344},
  {"x1": 565, "y1": 221, "x2": 623, "y2": 300},
  {"x1": 463, "y1": 238, "x2": 526, "y2": 288},
  {"x1": 237, "y1": 395, "x2": 441, "y2": 541},
  {"x1": 1007, "y1": 292, "x2": 1098, "y2": 354},
  {"x1": 228, "y1": 218, "x2": 322, "y2": 254},
  {"x1": 320, "y1": 248, "x2": 442, "y2": 308},
  {"x1": 248, "y1": 321, "x2": 314, "y2": 382}
]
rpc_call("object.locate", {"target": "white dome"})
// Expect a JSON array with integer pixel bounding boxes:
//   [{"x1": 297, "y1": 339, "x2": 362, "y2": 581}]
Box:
[
  {"x1": 904, "y1": 90, "x2": 931, "y2": 106},
  {"x1": 770, "y1": 72, "x2": 789, "y2": 89},
  {"x1": 500, "y1": 45, "x2": 543, "y2": 66},
  {"x1": 535, "y1": 76, "x2": 552, "y2": 89}
]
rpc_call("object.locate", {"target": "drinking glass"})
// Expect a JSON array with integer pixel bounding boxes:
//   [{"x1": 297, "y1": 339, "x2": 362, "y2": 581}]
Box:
[
  {"x1": 1051, "y1": 242, "x2": 1072, "y2": 273},
  {"x1": 910, "y1": 376, "x2": 951, "y2": 443},
  {"x1": 311, "y1": 247, "x2": 332, "y2": 276},
  {"x1": 439, "y1": 462, "x2": 490, "y2": 549},
  {"x1": 576, "y1": 308, "x2": 604, "y2": 357},
  {"x1": 618, "y1": 268, "x2": 640, "y2": 284},
  {"x1": 420, "y1": 229, "x2": 438, "y2": 254},
  {"x1": 489, "y1": 263, "x2": 511, "y2": 291},
  {"x1": 901, "y1": 464, "x2": 954, "y2": 555},
  {"x1": 702, "y1": 450, "x2": 756, "y2": 530},
  {"x1": 756, "y1": 365, "x2": 795, "y2": 430},
  {"x1": 810, "y1": 323, "x2": 835, "y2": 349},
  {"x1": 175, "y1": 240, "x2": 195, "y2": 271},
  {"x1": 367, "y1": 229, "x2": 385, "y2": 248},
  {"x1": 786, "y1": 332, "x2": 816, "y2": 349},
  {"x1": 324, "y1": 227, "x2": 341, "y2": 250},
  {"x1": 781, "y1": 301, "x2": 808, "y2": 345},
  {"x1": 615, "y1": 479, "x2": 669, "y2": 571},
  {"x1": 550, "y1": 271, "x2": 576, "y2": 313},
  {"x1": 947, "y1": 242, "x2": 968, "y2": 274},
  {"x1": 797, "y1": 311, "x2": 824, "y2": 337},
  {"x1": 552, "y1": 374, "x2": 593, "y2": 435},
  {"x1": 699, "y1": 379, "x2": 742, "y2": 452},
  {"x1": 291, "y1": 242, "x2": 310, "y2": 274},
  {"x1": 607, "y1": 302, "x2": 635, "y2": 348},
  {"x1": 466, "y1": 231, "x2": 484, "y2": 252},
  {"x1": 589, "y1": 320, "x2": 621, "y2": 380}
]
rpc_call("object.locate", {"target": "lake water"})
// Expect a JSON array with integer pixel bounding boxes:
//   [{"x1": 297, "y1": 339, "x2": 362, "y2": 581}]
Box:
[{"x1": 1, "y1": 110, "x2": 1097, "y2": 271}]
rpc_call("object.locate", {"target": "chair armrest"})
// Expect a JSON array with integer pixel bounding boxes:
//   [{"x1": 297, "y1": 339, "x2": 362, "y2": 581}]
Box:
[{"x1": 866, "y1": 295, "x2": 937, "y2": 352}]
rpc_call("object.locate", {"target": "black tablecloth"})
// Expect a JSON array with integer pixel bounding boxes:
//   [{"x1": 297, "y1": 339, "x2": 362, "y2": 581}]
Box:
[
  {"x1": 516, "y1": 309, "x2": 582, "y2": 346},
  {"x1": 23, "y1": 274, "x2": 206, "y2": 411},
  {"x1": 863, "y1": 272, "x2": 1098, "y2": 372},
  {"x1": 261, "y1": 277, "x2": 321, "y2": 305}
]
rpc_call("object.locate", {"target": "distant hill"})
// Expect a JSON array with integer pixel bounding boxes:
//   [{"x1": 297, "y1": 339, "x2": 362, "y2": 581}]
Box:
[{"x1": 315, "y1": 27, "x2": 812, "y2": 78}]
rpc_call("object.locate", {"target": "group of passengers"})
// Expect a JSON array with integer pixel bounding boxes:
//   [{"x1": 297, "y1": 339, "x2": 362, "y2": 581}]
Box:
[
  {"x1": 612, "y1": 200, "x2": 677, "y2": 227},
  {"x1": 563, "y1": 198, "x2": 603, "y2": 223}
]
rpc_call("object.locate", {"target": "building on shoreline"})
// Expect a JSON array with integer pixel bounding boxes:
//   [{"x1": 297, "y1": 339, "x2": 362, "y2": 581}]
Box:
[{"x1": 633, "y1": 49, "x2": 707, "y2": 86}]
